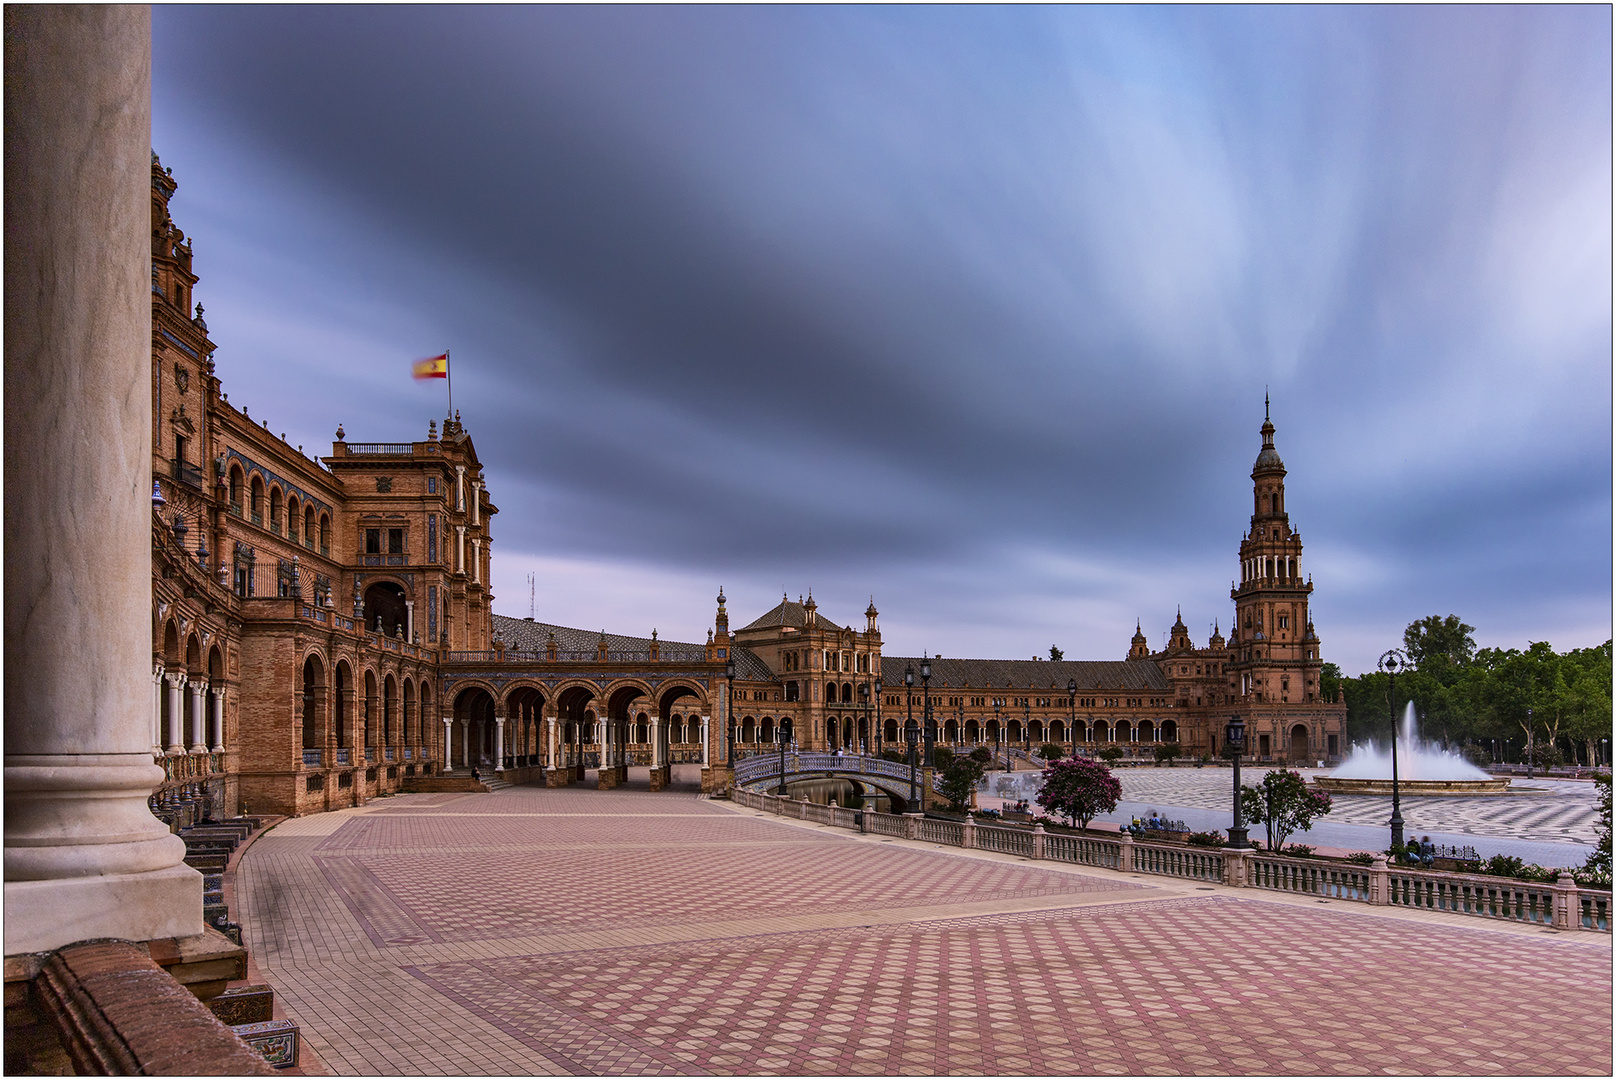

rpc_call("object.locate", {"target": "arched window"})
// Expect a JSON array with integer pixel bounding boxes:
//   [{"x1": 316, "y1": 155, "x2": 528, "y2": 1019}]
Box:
[
  {"x1": 318, "y1": 513, "x2": 330, "y2": 556},
  {"x1": 304, "y1": 506, "x2": 316, "y2": 550},
  {"x1": 228, "y1": 465, "x2": 244, "y2": 512},
  {"x1": 249, "y1": 476, "x2": 264, "y2": 524},
  {"x1": 269, "y1": 487, "x2": 283, "y2": 534}
]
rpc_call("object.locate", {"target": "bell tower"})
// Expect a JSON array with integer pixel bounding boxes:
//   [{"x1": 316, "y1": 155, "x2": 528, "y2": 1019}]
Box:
[{"x1": 1230, "y1": 398, "x2": 1323, "y2": 704}]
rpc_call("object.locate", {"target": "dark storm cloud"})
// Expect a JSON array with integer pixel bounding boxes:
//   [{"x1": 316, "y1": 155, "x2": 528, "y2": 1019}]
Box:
[{"x1": 152, "y1": 6, "x2": 1610, "y2": 670}]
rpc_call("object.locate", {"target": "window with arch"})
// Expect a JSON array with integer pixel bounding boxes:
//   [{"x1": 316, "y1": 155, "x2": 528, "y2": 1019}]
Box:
[
  {"x1": 318, "y1": 513, "x2": 330, "y2": 556},
  {"x1": 228, "y1": 465, "x2": 244, "y2": 513},
  {"x1": 269, "y1": 487, "x2": 283, "y2": 535},
  {"x1": 287, "y1": 495, "x2": 300, "y2": 541}
]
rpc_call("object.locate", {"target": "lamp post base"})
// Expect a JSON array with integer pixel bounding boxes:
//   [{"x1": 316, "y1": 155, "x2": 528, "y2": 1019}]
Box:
[{"x1": 1225, "y1": 826, "x2": 1251, "y2": 849}]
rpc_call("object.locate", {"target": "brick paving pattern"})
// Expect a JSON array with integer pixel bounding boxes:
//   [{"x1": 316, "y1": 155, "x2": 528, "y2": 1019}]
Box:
[{"x1": 237, "y1": 775, "x2": 1612, "y2": 1075}]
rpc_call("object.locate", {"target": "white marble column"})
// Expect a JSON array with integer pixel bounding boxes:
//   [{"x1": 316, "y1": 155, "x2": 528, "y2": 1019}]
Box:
[
  {"x1": 187, "y1": 679, "x2": 207, "y2": 754},
  {"x1": 456, "y1": 526, "x2": 466, "y2": 575},
  {"x1": 650, "y1": 716, "x2": 661, "y2": 769},
  {"x1": 471, "y1": 538, "x2": 481, "y2": 585},
  {"x1": 700, "y1": 715, "x2": 710, "y2": 766},
  {"x1": 494, "y1": 716, "x2": 505, "y2": 772},
  {"x1": 442, "y1": 717, "x2": 454, "y2": 771},
  {"x1": 462, "y1": 721, "x2": 471, "y2": 771},
  {"x1": 151, "y1": 664, "x2": 165, "y2": 757},
  {"x1": 164, "y1": 672, "x2": 186, "y2": 755},
  {"x1": 546, "y1": 715, "x2": 558, "y2": 769},
  {"x1": 4, "y1": 6, "x2": 200, "y2": 955},
  {"x1": 455, "y1": 464, "x2": 466, "y2": 512},
  {"x1": 471, "y1": 479, "x2": 481, "y2": 526},
  {"x1": 404, "y1": 600, "x2": 414, "y2": 642},
  {"x1": 209, "y1": 688, "x2": 224, "y2": 752}
]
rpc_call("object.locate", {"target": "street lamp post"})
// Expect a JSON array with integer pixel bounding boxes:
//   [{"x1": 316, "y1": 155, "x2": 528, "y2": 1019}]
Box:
[
  {"x1": 1067, "y1": 678, "x2": 1077, "y2": 758},
  {"x1": 904, "y1": 664, "x2": 916, "y2": 806},
  {"x1": 920, "y1": 655, "x2": 934, "y2": 768},
  {"x1": 1526, "y1": 706, "x2": 1535, "y2": 780},
  {"x1": 873, "y1": 677, "x2": 883, "y2": 756},
  {"x1": 1224, "y1": 715, "x2": 1249, "y2": 848},
  {"x1": 778, "y1": 718, "x2": 791, "y2": 796},
  {"x1": 993, "y1": 699, "x2": 1002, "y2": 764},
  {"x1": 858, "y1": 681, "x2": 870, "y2": 756},
  {"x1": 1378, "y1": 649, "x2": 1407, "y2": 850},
  {"x1": 995, "y1": 715, "x2": 1005, "y2": 772}
]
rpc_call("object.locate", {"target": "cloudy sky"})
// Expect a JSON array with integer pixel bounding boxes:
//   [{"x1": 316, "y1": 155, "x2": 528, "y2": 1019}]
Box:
[{"x1": 152, "y1": 6, "x2": 1611, "y2": 675}]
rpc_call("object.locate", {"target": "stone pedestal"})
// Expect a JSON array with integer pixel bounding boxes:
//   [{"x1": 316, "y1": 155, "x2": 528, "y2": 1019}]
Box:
[
  {"x1": 647, "y1": 765, "x2": 672, "y2": 791},
  {"x1": 5, "y1": 6, "x2": 203, "y2": 957}
]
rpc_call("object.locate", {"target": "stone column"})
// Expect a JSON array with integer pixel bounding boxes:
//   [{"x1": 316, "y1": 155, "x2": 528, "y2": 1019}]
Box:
[
  {"x1": 455, "y1": 526, "x2": 466, "y2": 576},
  {"x1": 650, "y1": 716, "x2": 661, "y2": 769},
  {"x1": 546, "y1": 715, "x2": 558, "y2": 770},
  {"x1": 4, "y1": 5, "x2": 201, "y2": 955},
  {"x1": 471, "y1": 479, "x2": 481, "y2": 526},
  {"x1": 471, "y1": 538, "x2": 481, "y2": 585},
  {"x1": 494, "y1": 715, "x2": 505, "y2": 772},
  {"x1": 164, "y1": 672, "x2": 186, "y2": 755},
  {"x1": 404, "y1": 600, "x2": 414, "y2": 642},
  {"x1": 455, "y1": 464, "x2": 466, "y2": 513},
  {"x1": 442, "y1": 717, "x2": 454, "y2": 771},
  {"x1": 151, "y1": 664, "x2": 164, "y2": 757},
  {"x1": 187, "y1": 679, "x2": 207, "y2": 754},
  {"x1": 461, "y1": 720, "x2": 470, "y2": 772},
  {"x1": 210, "y1": 688, "x2": 223, "y2": 752}
]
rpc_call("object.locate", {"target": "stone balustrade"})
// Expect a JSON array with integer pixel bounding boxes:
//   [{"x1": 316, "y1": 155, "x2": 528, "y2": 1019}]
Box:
[{"x1": 729, "y1": 787, "x2": 1611, "y2": 933}]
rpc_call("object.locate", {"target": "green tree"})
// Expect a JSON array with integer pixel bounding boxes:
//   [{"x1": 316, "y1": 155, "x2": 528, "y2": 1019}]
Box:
[
  {"x1": 1097, "y1": 745, "x2": 1124, "y2": 764},
  {"x1": 937, "y1": 756, "x2": 986, "y2": 812},
  {"x1": 1153, "y1": 743, "x2": 1181, "y2": 766},
  {"x1": 1404, "y1": 614, "x2": 1476, "y2": 670},
  {"x1": 1319, "y1": 662, "x2": 1343, "y2": 704},
  {"x1": 1035, "y1": 758, "x2": 1121, "y2": 829},
  {"x1": 1239, "y1": 769, "x2": 1333, "y2": 850},
  {"x1": 932, "y1": 746, "x2": 956, "y2": 773},
  {"x1": 1049, "y1": 645, "x2": 1064, "y2": 662},
  {"x1": 1037, "y1": 743, "x2": 1065, "y2": 763}
]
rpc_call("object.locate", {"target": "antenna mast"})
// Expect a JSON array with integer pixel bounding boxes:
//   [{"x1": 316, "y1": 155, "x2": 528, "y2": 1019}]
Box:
[{"x1": 527, "y1": 572, "x2": 535, "y2": 620}]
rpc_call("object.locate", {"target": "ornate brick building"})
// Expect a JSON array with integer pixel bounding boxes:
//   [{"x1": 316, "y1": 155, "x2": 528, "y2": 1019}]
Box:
[{"x1": 148, "y1": 157, "x2": 1342, "y2": 822}]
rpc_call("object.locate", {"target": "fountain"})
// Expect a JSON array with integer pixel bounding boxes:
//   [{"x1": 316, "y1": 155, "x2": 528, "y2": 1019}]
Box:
[{"x1": 1314, "y1": 702, "x2": 1510, "y2": 795}]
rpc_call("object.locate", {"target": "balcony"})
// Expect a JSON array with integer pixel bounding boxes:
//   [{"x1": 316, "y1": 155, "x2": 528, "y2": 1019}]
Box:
[
  {"x1": 335, "y1": 748, "x2": 351, "y2": 766},
  {"x1": 170, "y1": 457, "x2": 207, "y2": 489},
  {"x1": 403, "y1": 747, "x2": 413, "y2": 761},
  {"x1": 365, "y1": 747, "x2": 377, "y2": 763},
  {"x1": 302, "y1": 748, "x2": 323, "y2": 767},
  {"x1": 346, "y1": 443, "x2": 414, "y2": 455},
  {"x1": 383, "y1": 747, "x2": 395, "y2": 762}
]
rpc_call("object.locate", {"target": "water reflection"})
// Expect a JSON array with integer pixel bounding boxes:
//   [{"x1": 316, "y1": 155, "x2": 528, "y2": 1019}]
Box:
[{"x1": 784, "y1": 778, "x2": 893, "y2": 813}]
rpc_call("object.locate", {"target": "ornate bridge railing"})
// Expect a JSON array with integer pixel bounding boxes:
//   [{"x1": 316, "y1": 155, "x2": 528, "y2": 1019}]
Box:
[
  {"x1": 733, "y1": 752, "x2": 938, "y2": 793},
  {"x1": 726, "y1": 787, "x2": 1610, "y2": 933}
]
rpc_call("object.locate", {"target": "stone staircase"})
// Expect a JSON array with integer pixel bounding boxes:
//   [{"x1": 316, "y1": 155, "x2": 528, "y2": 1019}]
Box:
[
  {"x1": 481, "y1": 774, "x2": 514, "y2": 792},
  {"x1": 178, "y1": 818, "x2": 301, "y2": 1069}
]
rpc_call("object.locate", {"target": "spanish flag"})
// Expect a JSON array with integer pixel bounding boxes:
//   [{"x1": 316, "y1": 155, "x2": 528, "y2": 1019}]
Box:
[{"x1": 413, "y1": 352, "x2": 449, "y2": 380}]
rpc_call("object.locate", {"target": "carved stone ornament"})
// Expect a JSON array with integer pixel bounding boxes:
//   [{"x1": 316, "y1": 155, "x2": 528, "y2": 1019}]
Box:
[
  {"x1": 173, "y1": 363, "x2": 189, "y2": 394},
  {"x1": 375, "y1": 476, "x2": 393, "y2": 493}
]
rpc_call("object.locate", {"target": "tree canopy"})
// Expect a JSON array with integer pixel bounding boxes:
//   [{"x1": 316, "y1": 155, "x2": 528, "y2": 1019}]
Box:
[{"x1": 1338, "y1": 616, "x2": 1610, "y2": 766}]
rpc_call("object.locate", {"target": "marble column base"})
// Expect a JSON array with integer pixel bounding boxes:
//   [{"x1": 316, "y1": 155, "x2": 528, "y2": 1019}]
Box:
[{"x1": 5, "y1": 863, "x2": 202, "y2": 955}]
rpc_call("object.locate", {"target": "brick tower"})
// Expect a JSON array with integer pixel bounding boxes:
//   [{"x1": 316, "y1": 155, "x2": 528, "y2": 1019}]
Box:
[{"x1": 1229, "y1": 397, "x2": 1326, "y2": 713}]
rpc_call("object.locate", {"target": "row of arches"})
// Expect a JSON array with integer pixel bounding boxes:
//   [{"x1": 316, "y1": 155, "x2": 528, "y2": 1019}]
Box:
[
  {"x1": 156, "y1": 618, "x2": 226, "y2": 753},
  {"x1": 299, "y1": 653, "x2": 436, "y2": 759},
  {"x1": 227, "y1": 462, "x2": 329, "y2": 552},
  {"x1": 442, "y1": 679, "x2": 712, "y2": 772}
]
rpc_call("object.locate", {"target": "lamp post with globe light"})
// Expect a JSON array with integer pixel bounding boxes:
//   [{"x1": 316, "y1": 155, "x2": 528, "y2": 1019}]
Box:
[
  {"x1": 1224, "y1": 715, "x2": 1250, "y2": 848},
  {"x1": 1378, "y1": 649, "x2": 1408, "y2": 850}
]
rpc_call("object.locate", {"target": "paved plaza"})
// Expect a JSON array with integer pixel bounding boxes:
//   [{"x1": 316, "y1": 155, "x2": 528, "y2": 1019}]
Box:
[{"x1": 238, "y1": 771, "x2": 1612, "y2": 1076}]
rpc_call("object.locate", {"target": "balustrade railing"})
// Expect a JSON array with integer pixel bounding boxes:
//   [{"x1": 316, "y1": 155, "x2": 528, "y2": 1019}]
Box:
[
  {"x1": 302, "y1": 748, "x2": 323, "y2": 767},
  {"x1": 335, "y1": 748, "x2": 351, "y2": 766},
  {"x1": 384, "y1": 747, "x2": 395, "y2": 761},
  {"x1": 365, "y1": 747, "x2": 377, "y2": 763},
  {"x1": 403, "y1": 747, "x2": 413, "y2": 761},
  {"x1": 724, "y1": 779, "x2": 1609, "y2": 933},
  {"x1": 1136, "y1": 843, "x2": 1226, "y2": 884},
  {"x1": 975, "y1": 824, "x2": 1033, "y2": 856}
]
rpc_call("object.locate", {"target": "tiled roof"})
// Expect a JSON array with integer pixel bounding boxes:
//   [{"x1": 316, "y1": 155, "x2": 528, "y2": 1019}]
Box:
[
  {"x1": 489, "y1": 614, "x2": 773, "y2": 680},
  {"x1": 879, "y1": 655, "x2": 1169, "y2": 692},
  {"x1": 738, "y1": 597, "x2": 848, "y2": 633}
]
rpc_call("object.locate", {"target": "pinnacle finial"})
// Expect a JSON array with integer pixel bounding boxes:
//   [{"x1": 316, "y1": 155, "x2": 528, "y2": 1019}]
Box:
[{"x1": 1265, "y1": 388, "x2": 1270, "y2": 421}]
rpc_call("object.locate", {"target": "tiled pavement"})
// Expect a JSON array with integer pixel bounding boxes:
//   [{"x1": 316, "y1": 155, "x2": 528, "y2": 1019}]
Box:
[{"x1": 238, "y1": 771, "x2": 1612, "y2": 1076}]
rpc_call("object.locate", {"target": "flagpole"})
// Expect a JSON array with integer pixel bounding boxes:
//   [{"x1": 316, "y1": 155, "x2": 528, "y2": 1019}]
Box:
[{"x1": 446, "y1": 347, "x2": 453, "y2": 420}]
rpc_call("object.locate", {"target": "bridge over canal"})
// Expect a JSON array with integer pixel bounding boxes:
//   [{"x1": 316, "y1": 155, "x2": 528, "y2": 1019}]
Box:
[{"x1": 732, "y1": 751, "x2": 944, "y2": 812}]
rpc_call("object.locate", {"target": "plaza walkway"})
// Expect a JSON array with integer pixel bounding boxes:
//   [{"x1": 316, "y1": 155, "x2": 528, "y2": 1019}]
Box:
[{"x1": 238, "y1": 772, "x2": 1611, "y2": 1075}]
